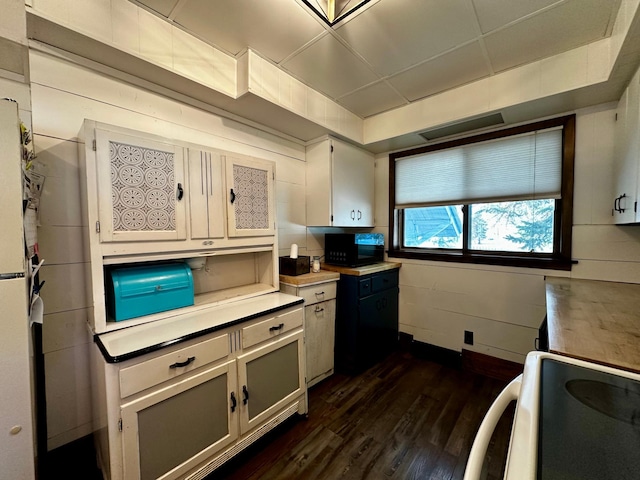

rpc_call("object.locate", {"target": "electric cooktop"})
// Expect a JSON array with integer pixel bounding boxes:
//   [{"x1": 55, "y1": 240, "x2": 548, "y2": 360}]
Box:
[{"x1": 538, "y1": 359, "x2": 640, "y2": 479}]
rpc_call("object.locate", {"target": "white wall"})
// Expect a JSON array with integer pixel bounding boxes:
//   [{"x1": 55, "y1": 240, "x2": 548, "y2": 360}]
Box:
[
  {"x1": 376, "y1": 103, "x2": 640, "y2": 364},
  {"x1": 28, "y1": 49, "x2": 308, "y2": 449}
]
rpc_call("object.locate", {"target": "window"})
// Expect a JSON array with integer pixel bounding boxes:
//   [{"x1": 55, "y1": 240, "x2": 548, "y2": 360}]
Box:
[{"x1": 389, "y1": 115, "x2": 575, "y2": 269}]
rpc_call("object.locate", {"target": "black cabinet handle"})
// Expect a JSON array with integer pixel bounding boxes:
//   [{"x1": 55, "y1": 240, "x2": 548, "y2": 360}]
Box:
[
  {"x1": 176, "y1": 183, "x2": 184, "y2": 201},
  {"x1": 242, "y1": 385, "x2": 249, "y2": 405},
  {"x1": 269, "y1": 323, "x2": 285, "y2": 332},
  {"x1": 230, "y1": 392, "x2": 237, "y2": 412},
  {"x1": 357, "y1": 210, "x2": 362, "y2": 220},
  {"x1": 169, "y1": 356, "x2": 195, "y2": 369},
  {"x1": 351, "y1": 209, "x2": 355, "y2": 220},
  {"x1": 314, "y1": 306, "x2": 324, "y2": 313},
  {"x1": 230, "y1": 188, "x2": 236, "y2": 204},
  {"x1": 315, "y1": 291, "x2": 325, "y2": 296}
]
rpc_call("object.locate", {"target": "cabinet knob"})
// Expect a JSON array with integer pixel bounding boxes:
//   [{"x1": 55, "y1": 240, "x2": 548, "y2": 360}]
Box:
[
  {"x1": 351, "y1": 210, "x2": 355, "y2": 220},
  {"x1": 314, "y1": 306, "x2": 324, "y2": 313},
  {"x1": 357, "y1": 210, "x2": 362, "y2": 220},
  {"x1": 230, "y1": 188, "x2": 236, "y2": 204},
  {"x1": 176, "y1": 183, "x2": 184, "y2": 201},
  {"x1": 269, "y1": 323, "x2": 285, "y2": 332}
]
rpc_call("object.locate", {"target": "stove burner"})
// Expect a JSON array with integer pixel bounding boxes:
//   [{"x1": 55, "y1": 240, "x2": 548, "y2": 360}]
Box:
[{"x1": 566, "y1": 379, "x2": 640, "y2": 426}]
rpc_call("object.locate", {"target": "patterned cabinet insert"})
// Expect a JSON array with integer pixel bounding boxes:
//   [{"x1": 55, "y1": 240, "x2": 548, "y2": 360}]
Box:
[
  {"x1": 95, "y1": 128, "x2": 187, "y2": 242},
  {"x1": 224, "y1": 154, "x2": 276, "y2": 237}
]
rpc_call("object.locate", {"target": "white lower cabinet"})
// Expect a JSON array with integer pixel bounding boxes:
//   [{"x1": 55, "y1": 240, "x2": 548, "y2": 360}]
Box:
[
  {"x1": 121, "y1": 361, "x2": 238, "y2": 480},
  {"x1": 280, "y1": 276, "x2": 338, "y2": 387},
  {"x1": 237, "y1": 331, "x2": 306, "y2": 434},
  {"x1": 304, "y1": 299, "x2": 336, "y2": 387},
  {"x1": 93, "y1": 302, "x2": 307, "y2": 480}
]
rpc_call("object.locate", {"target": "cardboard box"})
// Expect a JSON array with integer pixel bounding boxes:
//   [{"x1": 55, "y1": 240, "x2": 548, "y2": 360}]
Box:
[{"x1": 279, "y1": 256, "x2": 310, "y2": 276}]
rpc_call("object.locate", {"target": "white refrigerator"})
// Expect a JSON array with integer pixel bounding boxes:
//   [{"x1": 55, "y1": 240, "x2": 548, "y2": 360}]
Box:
[{"x1": 0, "y1": 98, "x2": 36, "y2": 478}]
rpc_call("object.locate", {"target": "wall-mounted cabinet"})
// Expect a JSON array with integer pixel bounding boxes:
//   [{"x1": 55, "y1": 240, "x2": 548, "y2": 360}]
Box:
[
  {"x1": 613, "y1": 65, "x2": 640, "y2": 224},
  {"x1": 306, "y1": 136, "x2": 374, "y2": 227},
  {"x1": 80, "y1": 121, "x2": 279, "y2": 333}
]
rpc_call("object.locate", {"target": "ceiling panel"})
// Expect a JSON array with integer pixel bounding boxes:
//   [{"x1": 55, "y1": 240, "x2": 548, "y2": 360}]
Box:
[
  {"x1": 135, "y1": 0, "x2": 179, "y2": 16},
  {"x1": 337, "y1": 80, "x2": 407, "y2": 117},
  {"x1": 282, "y1": 33, "x2": 379, "y2": 99},
  {"x1": 173, "y1": 0, "x2": 325, "y2": 61},
  {"x1": 334, "y1": 0, "x2": 479, "y2": 76},
  {"x1": 472, "y1": 0, "x2": 561, "y2": 34},
  {"x1": 484, "y1": 0, "x2": 620, "y2": 72},
  {"x1": 124, "y1": 0, "x2": 637, "y2": 137},
  {"x1": 388, "y1": 41, "x2": 491, "y2": 102}
]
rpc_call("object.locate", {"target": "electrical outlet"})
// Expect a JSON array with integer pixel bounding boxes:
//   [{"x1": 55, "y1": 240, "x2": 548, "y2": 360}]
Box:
[{"x1": 464, "y1": 330, "x2": 474, "y2": 345}]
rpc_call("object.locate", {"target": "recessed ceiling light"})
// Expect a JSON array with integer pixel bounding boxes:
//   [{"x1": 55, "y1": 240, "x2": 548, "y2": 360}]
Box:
[{"x1": 301, "y1": 0, "x2": 372, "y2": 26}]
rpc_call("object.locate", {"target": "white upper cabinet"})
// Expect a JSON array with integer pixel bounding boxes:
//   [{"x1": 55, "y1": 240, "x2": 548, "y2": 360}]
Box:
[
  {"x1": 225, "y1": 154, "x2": 276, "y2": 237},
  {"x1": 306, "y1": 137, "x2": 374, "y2": 227},
  {"x1": 613, "y1": 66, "x2": 640, "y2": 224},
  {"x1": 188, "y1": 148, "x2": 226, "y2": 240},
  {"x1": 94, "y1": 128, "x2": 187, "y2": 242}
]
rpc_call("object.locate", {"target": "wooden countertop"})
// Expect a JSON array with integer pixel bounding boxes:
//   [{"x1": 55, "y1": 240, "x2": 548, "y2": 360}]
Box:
[
  {"x1": 320, "y1": 261, "x2": 401, "y2": 276},
  {"x1": 279, "y1": 270, "x2": 340, "y2": 286},
  {"x1": 545, "y1": 276, "x2": 640, "y2": 373}
]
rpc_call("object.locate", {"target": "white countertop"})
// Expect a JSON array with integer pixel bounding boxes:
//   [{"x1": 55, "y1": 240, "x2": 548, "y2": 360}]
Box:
[{"x1": 95, "y1": 292, "x2": 303, "y2": 362}]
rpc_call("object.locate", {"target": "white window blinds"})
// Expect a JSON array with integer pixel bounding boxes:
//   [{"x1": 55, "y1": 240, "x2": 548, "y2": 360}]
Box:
[{"x1": 395, "y1": 128, "x2": 563, "y2": 208}]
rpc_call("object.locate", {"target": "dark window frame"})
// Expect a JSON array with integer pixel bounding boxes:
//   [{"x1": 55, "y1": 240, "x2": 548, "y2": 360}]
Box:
[{"x1": 388, "y1": 115, "x2": 576, "y2": 270}]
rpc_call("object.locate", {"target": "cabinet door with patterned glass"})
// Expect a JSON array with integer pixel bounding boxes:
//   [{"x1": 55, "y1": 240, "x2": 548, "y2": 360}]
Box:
[
  {"x1": 224, "y1": 154, "x2": 275, "y2": 237},
  {"x1": 94, "y1": 129, "x2": 187, "y2": 242}
]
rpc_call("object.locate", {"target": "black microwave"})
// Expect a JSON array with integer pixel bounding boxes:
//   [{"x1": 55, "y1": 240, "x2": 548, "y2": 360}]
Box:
[{"x1": 325, "y1": 233, "x2": 384, "y2": 267}]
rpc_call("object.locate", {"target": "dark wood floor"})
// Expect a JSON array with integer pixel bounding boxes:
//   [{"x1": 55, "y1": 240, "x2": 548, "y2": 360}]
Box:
[
  {"x1": 210, "y1": 350, "x2": 515, "y2": 480},
  {"x1": 44, "y1": 349, "x2": 515, "y2": 480}
]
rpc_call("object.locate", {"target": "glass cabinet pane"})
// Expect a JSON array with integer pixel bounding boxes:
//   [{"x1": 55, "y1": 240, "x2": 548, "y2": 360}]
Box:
[
  {"x1": 232, "y1": 163, "x2": 269, "y2": 231},
  {"x1": 225, "y1": 155, "x2": 275, "y2": 237},
  {"x1": 109, "y1": 140, "x2": 177, "y2": 234}
]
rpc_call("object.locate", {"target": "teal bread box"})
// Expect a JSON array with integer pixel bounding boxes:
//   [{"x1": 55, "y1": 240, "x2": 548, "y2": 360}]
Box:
[{"x1": 107, "y1": 263, "x2": 194, "y2": 321}]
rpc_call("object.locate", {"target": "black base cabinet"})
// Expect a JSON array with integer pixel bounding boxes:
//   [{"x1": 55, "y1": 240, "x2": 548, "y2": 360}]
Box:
[{"x1": 334, "y1": 269, "x2": 399, "y2": 374}]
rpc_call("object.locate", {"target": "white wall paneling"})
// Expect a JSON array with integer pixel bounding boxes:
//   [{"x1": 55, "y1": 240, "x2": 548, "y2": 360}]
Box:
[
  {"x1": 44, "y1": 343, "x2": 93, "y2": 450},
  {"x1": 42, "y1": 309, "x2": 92, "y2": 355}
]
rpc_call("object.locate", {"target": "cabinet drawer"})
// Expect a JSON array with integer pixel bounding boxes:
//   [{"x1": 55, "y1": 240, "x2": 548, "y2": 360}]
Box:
[
  {"x1": 372, "y1": 270, "x2": 399, "y2": 294},
  {"x1": 359, "y1": 278, "x2": 372, "y2": 297},
  {"x1": 242, "y1": 308, "x2": 303, "y2": 349},
  {"x1": 119, "y1": 334, "x2": 229, "y2": 398},
  {"x1": 298, "y1": 282, "x2": 337, "y2": 306}
]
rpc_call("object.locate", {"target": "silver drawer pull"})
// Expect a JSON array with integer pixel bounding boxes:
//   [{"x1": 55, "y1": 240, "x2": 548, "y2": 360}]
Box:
[
  {"x1": 269, "y1": 323, "x2": 285, "y2": 332},
  {"x1": 169, "y1": 356, "x2": 195, "y2": 369}
]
